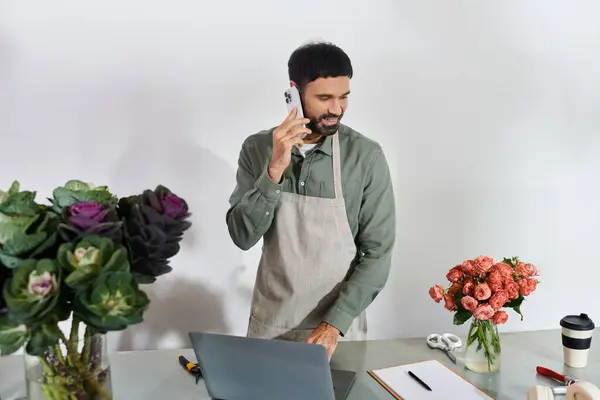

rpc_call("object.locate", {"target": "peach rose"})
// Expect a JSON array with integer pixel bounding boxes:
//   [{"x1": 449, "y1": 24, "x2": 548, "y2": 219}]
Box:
[
  {"x1": 473, "y1": 304, "x2": 495, "y2": 320},
  {"x1": 474, "y1": 256, "x2": 494, "y2": 274},
  {"x1": 504, "y1": 281, "x2": 519, "y2": 299},
  {"x1": 443, "y1": 294, "x2": 457, "y2": 311},
  {"x1": 489, "y1": 269, "x2": 503, "y2": 285},
  {"x1": 463, "y1": 282, "x2": 475, "y2": 296},
  {"x1": 518, "y1": 279, "x2": 533, "y2": 296},
  {"x1": 460, "y1": 260, "x2": 477, "y2": 276},
  {"x1": 474, "y1": 283, "x2": 492, "y2": 301},
  {"x1": 531, "y1": 264, "x2": 540, "y2": 276},
  {"x1": 494, "y1": 262, "x2": 514, "y2": 280},
  {"x1": 516, "y1": 262, "x2": 539, "y2": 278},
  {"x1": 492, "y1": 310, "x2": 508, "y2": 325},
  {"x1": 489, "y1": 290, "x2": 509, "y2": 310},
  {"x1": 429, "y1": 285, "x2": 444, "y2": 303},
  {"x1": 448, "y1": 283, "x2": 462, "y2": 295},
  {"x1": 515, "y1": 262, "x2": 525, "y2": 272},
  {"x1": 446, "y1": 267, "x2": 463, "y2": 283},
  {"x1": 489, "y1": 281, "x2": 503, "y2": 294},
  {"x1": 527, "y1": 278, "x2": 538, "y2": 292},
  {"x1": 461, "y1": 296, "x2": 478, "y2": 312}
]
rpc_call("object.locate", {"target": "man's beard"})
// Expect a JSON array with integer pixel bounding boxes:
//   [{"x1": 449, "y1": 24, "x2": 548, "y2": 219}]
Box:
[{"x1": 306, "y1": 112, "x2": 344, "y2": 137}]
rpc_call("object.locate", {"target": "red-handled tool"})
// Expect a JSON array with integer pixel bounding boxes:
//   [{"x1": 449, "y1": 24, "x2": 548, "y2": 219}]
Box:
[{"x1": 536, "y1": 366, "x2": 579, "y2": 385}]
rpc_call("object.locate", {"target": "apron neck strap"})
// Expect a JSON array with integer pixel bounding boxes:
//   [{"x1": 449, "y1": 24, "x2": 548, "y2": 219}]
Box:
[{"x1": 332, "y1": 132, "x2": 343, "y2": 199}]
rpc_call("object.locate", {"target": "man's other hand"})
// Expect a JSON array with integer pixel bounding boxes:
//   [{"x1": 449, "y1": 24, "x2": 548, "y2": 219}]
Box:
[{"x1": 304, "y1": 322, "x2": 340, "y2": 360}]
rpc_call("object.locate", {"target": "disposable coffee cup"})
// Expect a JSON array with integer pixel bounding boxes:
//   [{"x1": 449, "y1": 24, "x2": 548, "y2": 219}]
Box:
[{"x1": 560, "y1": 313, "x2": 595, "y2": 368}]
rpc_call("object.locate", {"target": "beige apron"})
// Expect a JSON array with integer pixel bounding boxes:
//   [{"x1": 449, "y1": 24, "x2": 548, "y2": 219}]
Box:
[{"x1": 247, "y1": 132, "x2": 367, "y2": 342}]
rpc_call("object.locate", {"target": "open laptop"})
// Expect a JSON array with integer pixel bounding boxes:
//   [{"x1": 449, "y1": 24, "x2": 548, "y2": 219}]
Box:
[{"x1": 189, "y1": 331, "x2": 356, "y2": 400}]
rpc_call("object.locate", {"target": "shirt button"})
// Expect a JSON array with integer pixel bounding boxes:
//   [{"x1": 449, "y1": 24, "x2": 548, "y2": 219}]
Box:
[
  {"x1": 275, "y1": 190, "x2": 280, "y2": 194},
  {"x1": 265, "y1": 212, "x2": 270, "y2": 215},
  {"x1": 300, "y1": 182, "x2": 305, "y2": 186}
]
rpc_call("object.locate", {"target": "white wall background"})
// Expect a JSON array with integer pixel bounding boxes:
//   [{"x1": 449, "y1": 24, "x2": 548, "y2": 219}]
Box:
[{"x1": 1, "y1": 1, "x2": 599, "y2": 352}]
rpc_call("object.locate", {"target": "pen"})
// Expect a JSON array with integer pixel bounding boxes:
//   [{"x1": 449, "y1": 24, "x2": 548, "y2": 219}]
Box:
[{"x1": 408, "y1": 370, "x2": 432, "y2": 391}]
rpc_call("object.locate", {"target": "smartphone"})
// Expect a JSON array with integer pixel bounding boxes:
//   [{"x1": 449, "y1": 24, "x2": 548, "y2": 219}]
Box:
[
  {"x1": 284, "y1": 85, "x2": 305, "y2": 121},
  {"x1": 284, "y1": 86, "x2": 306, "y2": 140}
]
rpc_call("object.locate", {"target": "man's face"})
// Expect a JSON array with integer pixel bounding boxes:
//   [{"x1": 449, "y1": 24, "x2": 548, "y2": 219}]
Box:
[{"x1": 298, "y1": 76, "x2": 350, "y2": 137}]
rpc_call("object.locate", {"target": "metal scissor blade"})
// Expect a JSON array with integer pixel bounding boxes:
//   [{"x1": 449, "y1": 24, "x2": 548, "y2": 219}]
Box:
[{"x1": 445, "y1": 349, "x2": 457, "y2": 364}]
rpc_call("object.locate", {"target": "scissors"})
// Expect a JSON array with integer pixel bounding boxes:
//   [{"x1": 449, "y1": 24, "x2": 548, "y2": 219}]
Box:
[{"x1": 426, "y1": 333, "x2": 462, "y2": 364}]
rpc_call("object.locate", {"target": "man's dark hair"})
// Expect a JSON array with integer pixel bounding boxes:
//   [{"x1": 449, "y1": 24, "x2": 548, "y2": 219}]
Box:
[{"x1": 287, "y1": 41, "x2": 353, "y2": 88}]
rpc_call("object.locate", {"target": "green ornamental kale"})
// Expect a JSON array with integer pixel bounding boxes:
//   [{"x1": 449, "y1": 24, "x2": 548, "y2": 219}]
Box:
[
  {"x1": 25, "y1": 322, "x2": 64, "y2": 356},
  {"x1": 48, "y1": 180, "x2": 117, "y2": 215},
  {"x1": 57, "y1": 235, "x2": 130, "y2": 290},
  {"x1": 0, "y1": 181, "x2": 19, "y2": 205},
  {"x1": 0, "y1": 181, "x2": 59, "y2": 268},
  {"x1": 1, "y1": 290, "x2": 70, "y2": 356},
  {"x1": 118, "y1": 185, "x2": 191, "y2": 283},
  {"x1": 1, "y1": 257, "x2": 26, "y2": 355},
  {"x1": 73, "y1": 270, "x2": 149, "y2": 332},
  {"x1": 2, "y1": 258, "x2": 61, "y2": 325},
  {"x1": 0, "y1": 315, "x2": 27, "y2": 356}
]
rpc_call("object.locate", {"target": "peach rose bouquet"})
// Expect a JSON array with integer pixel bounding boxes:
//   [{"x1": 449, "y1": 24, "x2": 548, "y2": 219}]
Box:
[{"x1": 429, "y1": 256, "x2": 540, "y2": 373}]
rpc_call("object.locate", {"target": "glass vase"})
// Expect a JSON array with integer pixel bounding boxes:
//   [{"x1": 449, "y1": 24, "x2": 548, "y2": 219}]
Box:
[
  {"x1": 464, "y1": 318, "x2": 501, "y2": 373},
  {"x1": 24, "y1": 326, "x2": 113, "y2": 400}
]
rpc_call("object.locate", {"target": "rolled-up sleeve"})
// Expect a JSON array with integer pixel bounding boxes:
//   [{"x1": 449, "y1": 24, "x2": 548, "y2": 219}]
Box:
[{"x1": 226, "y1": 138, "x2": 283, "y2": 251}]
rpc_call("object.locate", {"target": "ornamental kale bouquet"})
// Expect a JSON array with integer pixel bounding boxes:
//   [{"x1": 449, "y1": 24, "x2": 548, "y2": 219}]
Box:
[
  {"x1": 0, "y1": 180, "x2": 191, "y2": 399},
  {"x1": 428, "y1": 256, "x2": 540, "y2": 372}
]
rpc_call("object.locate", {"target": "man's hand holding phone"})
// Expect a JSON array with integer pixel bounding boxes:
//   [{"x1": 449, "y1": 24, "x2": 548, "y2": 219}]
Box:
[{"x1": 268, "y1": 108, "x2": 310, "y2": 183}]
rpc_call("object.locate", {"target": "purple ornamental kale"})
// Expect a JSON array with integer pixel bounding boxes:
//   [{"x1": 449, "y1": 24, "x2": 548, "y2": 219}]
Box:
[
  {"x1": 68, "y1": 202, "x2": 110, "y2": 229},
  {"x1": 117, "y1": 185, "x2": 192, "y2": 283},
  {"x1": 58, "y1": 201, "x2": 122, "y2": 243},
  {"x1": 160, "y1": 192, "x2": 188, "y2": 219}
]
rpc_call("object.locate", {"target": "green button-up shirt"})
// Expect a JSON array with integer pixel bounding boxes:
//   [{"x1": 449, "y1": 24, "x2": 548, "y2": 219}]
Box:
[{"x1": 226, "y1": 123, "x2": 396, "y2": 335}]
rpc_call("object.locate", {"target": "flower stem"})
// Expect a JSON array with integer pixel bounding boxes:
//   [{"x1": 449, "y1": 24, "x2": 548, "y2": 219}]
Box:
[
  {"x1": 37, "y1": 356, "x2": 55, "y2": 397},
  {"x1": 39, "y1": 354, "x2": 55, "y2": 376},
  {"x1": 82, "y1": 325, "x2": 92, "y2": 367},
  {"x1": 53, "y1": 345, "x2": 66, "y2": 366},
  {"x1": 467, "y1": 319, "x2": 478, "y2": 347},
  {"x1": 37, "y1": 356, "x2": 65, "y2": 400},
  {"x1": 58, "y1": 331, "x2": 112, "y2": 400},
  {"x1": 491, "y1": 326, "x2": 501, "y2": 355},
  {"x1": 43, "y1": 346, "x2": 88, "y2": 398},
  {"x1": 466, "y1": 319, "x2": 501, "y2": 372},
  {"x1": 88, "y1": 327, "x2": 102, "y2": 371},
  {"x1": 69, "y1": 316, "x2": 80, "y2": 349},
  {"x1": 479, "y1": 323, "x2": 493, "y2": 370}
]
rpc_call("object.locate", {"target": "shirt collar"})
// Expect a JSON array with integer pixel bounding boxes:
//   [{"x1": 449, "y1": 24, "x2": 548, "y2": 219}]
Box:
[
  {"x1": 315, "y1": 134, "x2": 333, "y2": 156},
  {"x1": 290, "y1": 131, "x2": 335, "y2": 157}
]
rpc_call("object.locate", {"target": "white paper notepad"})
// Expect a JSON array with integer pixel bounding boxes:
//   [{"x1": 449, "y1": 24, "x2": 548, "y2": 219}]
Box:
[{"x1": 368, "y1": 360, "x2": 494, "y2": 400}]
